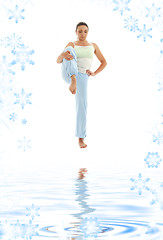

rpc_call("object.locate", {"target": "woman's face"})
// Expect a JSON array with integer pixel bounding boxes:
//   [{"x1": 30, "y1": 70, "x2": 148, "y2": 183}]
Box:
[{"x1": 76, "y1": 25, "x2": 89, "y2": 41}]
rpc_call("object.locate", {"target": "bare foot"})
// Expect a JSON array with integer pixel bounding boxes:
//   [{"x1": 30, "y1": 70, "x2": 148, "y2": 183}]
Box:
[
  {"x1": 79, "y1": 138, "x2": 87, "y2": 148},
  {"x1": 69, "y1": 75, "x2": 76, "y2": 94}
]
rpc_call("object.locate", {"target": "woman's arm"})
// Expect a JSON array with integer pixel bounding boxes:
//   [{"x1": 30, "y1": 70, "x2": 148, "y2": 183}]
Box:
[
  {"x1": 56, "y1": 52, "x2": 65, "y2": 63},
  {"x1": 92, "y1": 43, "x2": 107, "y2": 75},
  {"x1": 93, "y1": 43, "x2": 107, "y2": 74},
  {"x1": 56, "y1": 42, "x2": 74, "y2": 63}
]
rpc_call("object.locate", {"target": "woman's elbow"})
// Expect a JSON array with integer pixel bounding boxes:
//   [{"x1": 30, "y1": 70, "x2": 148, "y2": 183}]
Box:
[
  {"x1": 102, "y1": 60, "x2": 107, "y2": 66},
  {"x1": 56, "y1": 58, "x2": 61, "y2": 64},
  {"x1": 56, "y1": 57, "x2": 59, "y2": 63}
]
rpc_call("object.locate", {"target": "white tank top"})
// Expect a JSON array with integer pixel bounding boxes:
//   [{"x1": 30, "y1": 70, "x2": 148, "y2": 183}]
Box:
[{"x1": 73, "y1": 42, "x2": 94, "y2": 74}]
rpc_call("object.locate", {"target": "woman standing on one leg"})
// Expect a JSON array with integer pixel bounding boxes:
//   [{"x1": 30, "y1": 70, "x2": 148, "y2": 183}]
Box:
[{"x1": 56, "y1": 22, "x2": 107, "y2": 148}]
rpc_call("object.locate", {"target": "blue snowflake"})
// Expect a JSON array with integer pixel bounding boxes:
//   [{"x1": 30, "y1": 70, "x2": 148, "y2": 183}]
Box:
[
  {"x1": 158, "y1": 80, "x2": 163, "y2": 91},
  {"x1": 113, "y1": 0, "x2": 131, "y2": 16},
  {"x1": 18, "y1": 136, "x2": 31, "y2": 151},
  {"x1": 153, "y1": 131, "x2": 163, "y2": 145},
  {"x1": 9, "y1": 112, "x2": 17, "y2": 122},
  {"x1": 22, "y1": 118, "x2": 27, "y2": 124},
  {"x1": 22, "y1": 220, "x2": 39, "y2": 239},
  {"x1": 0, "y1": 37, "x2": 8, "y2": 48},
  {"x1": 13, "y1": 88, "x2": 32, "y2": 110},
  {"x1": 0, "y1": 96, "x2": 11, "y2": 128},
  {"x1": 160, "y1": 38, "x2": 163, "y2": 55},
  {"x1": 11, "y1": 45, "x2": 34, "y2": 71},
  {"x1": 145, "y1": 3, "x2": 161, "y2": 22},
  {"x1": 137, "y1": 24, "x2": 152, "y2": 42},
  {"x1": 144, "y1": 152, "x2": 162, "y2": 168},
  {"x1": 0, "y1": 33, "x2": 23, "y2": 50},
  {"x1": 124, "y1": 16, "x2": 139, "y2": 32},
  {"x1": 80, "y1": 217, "x2": 102, "y2": 238},
  {"x1": 0, "y1": 56, "x2": 15, "y2": 84},
  {"x1": 8, "y1": 5, "x2": 25, "y2": 23},
  {"x1": 26, "y1": 204, "x2": 40, "y2": 220},
  {"x1": 150, "y1": 183, "x2": 163, "y2": 210},
  {"x1": 130, "y1": 173, "x2": 150, "y2": 195}
]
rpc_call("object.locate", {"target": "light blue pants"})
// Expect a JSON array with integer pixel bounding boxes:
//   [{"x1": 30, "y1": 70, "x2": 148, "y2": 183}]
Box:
[{"x1": 61, "y1": 46, "x2": 89, "y2": 138}]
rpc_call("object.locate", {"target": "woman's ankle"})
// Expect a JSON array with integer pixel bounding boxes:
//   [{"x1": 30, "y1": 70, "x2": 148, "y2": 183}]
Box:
[{"x1": 71, "y1": 75, "x2": 76, "y2": 82}]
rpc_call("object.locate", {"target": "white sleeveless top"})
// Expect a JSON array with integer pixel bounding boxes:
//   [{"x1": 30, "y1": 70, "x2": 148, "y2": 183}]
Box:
[{"x1": 73, "y1": 42, "x2": 94, "y2": 74}]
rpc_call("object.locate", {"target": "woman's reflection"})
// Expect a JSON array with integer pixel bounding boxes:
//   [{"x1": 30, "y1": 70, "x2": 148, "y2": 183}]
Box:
[
  {"x1": 78, "y1": 168, "x2": 87, "y2": 179},
  {"x1": 69, "y1": 168, "x2": 96, "y2": 240}
]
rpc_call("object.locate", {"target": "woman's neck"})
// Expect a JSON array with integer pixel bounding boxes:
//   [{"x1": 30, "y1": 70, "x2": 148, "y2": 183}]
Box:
[{"x1": 76, "y1": 40, "x2": 89, "y2": 45}]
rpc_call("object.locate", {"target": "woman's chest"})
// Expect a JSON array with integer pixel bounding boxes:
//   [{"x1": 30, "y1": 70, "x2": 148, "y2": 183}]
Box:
[{"x1": 74, "y1": 46, "x2": 94, "y2": 58}]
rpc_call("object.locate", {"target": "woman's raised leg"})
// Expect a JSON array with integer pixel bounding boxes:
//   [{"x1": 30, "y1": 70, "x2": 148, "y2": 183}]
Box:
[{"x1": 61, "y1": 46, "x2": 78, "y2": 94}]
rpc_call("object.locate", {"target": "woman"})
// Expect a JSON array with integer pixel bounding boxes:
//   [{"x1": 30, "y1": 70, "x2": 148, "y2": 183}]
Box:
[{"x1": 56, "y1": 22, "x2": 107, "y2": 148}]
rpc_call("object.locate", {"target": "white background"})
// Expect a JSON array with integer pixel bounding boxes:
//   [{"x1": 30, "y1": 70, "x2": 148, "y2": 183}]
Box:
[{"x1": 0, "y1": 0, "x2": 163, "y2": 177}]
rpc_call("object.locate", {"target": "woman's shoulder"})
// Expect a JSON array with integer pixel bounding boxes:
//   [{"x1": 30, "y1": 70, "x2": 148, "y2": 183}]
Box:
[
  {"x1": 65, "y1": 42, "x2": 75, "y2": 48},
  {"x1": 91, "y1": 42, "x2": 97, "y2": 48},
  {"x1": 91, "y1": 42, "x2": 97, "y2": 53}
]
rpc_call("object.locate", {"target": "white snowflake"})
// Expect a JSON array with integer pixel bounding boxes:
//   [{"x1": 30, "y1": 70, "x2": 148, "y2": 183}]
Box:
[
  {"x1": 130, "y1": 173, "x2": 150, "y2": 195},
  {"x1": 8, "y1": 4, "x2": 25, "y2": 23},
  {"x1": 124, "y1": 16, "x2": 139, "y2": 32},
  {"x1": 18, "y1": 136, "x2": 31, "y2": 151},
  {"x1": 0, "y1": 56, "x2": 15, "y2": 93},
  {"x1": 13, "y1": 88, "x2": 32, "y2": 110},
  {"x1": 21, "y1": 118, "x2": 27, "y2": 124},
  {"x1": 26, "y1": 204, "x2": 40, "y2": 220},
  {"x1": 0, "y1": 220, "x2": 23, "y2": 239},
  {"x1": 23, "y1": 220, "x2": 39, "y2": 239},
  {"x1": 0, "y1": 219, "x2": 39, "y2": 239},
  {"x1": 137, "y1": 24, "x2": 152, "y2": 42},
  {"x1": 158, "y1": 80, "x2": 163, "y2": 91},
  {"x1": 9, "y1": 112, "x2": 17, "y2": 122},
  {"x1": 113, "y1": 0, "x2": 131, "y2": 16},
  {"x1": 80, "y1": 217, "x2": 102, "y2": 238},
  {"x1": 153, "y1": 131, "x2": 163, "y2": 145},
  {"x1": 0, "y1": 94, "x2": 14, "y2": 129},
  {"x1": 144, "y1": 152, "x2": 162, "y2": 168},
  {"x1": 11, "y1": 44, "x2": 34, "y2": 71},
  {"x1": 0, "y1": 33, "x2": 23, "y2": 50},
  {"x1": 145, "y1": 3, "x2": 162, "y2": 22},
  {"x1": 160, "y1": 38, "x2": 163, "y2": 56},
  {"x1": 150, "y1": 183, "x2": 163, "y2": 211}
]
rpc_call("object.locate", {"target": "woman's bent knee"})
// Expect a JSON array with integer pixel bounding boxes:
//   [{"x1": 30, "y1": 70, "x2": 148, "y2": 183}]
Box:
[
  {"x1": 63, "y1": 46, "x2": 77, "y2": 60},
  {"x1": 63, "y1": 46, "x2": 74, "y2": 52}
]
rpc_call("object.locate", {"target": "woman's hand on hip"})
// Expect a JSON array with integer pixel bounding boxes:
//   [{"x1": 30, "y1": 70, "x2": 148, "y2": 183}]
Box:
[
  {"x1": 86, "y1": 69, "x2": 96, "y2": 76},
  {"x1": 62, "y1": 51, "x2": 74, "y2": 60}
]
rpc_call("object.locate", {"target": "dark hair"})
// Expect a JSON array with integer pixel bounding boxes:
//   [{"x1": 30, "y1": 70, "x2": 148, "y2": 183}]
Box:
[{"x1": 76, "y1": 22, "x2": 89, "y2": 32}]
